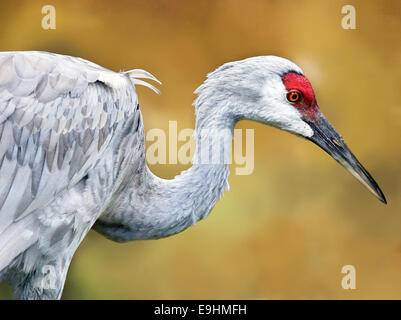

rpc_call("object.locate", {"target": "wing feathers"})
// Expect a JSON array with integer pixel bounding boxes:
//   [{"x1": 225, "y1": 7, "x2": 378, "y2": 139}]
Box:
[
  {"x1": 0, "y1": 53, "x2": 128, "y2": 208},
  {"x1": 0, "y1": 51, "x2": 150, "y2": 271},
  {"x1": 125, "y1": 69, "x2": 161, "y2": 94}
]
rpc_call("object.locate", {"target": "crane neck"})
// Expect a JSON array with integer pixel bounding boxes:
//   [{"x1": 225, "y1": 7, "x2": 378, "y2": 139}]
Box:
[
  {"x1": 134, "y1": 112, "x2": 235, "y2": 239},
  {"x1": 96, "y1": 97, "x2": 238, "y2": 241}
]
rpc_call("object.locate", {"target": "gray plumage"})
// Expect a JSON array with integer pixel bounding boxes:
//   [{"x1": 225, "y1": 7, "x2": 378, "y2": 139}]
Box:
[
  {"x1": 0, "y1": 51, "x2": 157, "y2": 299},
  {"x1": 0, "y1": 52, "x2": 301, "y2": 299},
  {"x1": 0, "y1": 51, "x2": 385, "y2": 299}
]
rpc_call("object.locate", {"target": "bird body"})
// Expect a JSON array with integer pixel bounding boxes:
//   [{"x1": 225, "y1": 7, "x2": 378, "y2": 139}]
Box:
[
  {"x1": 0, "y1": 51, "x2": 385, "y2": 299},
  {"x1": 0, "y1": 51, "x2": 147, "y2": 298}
]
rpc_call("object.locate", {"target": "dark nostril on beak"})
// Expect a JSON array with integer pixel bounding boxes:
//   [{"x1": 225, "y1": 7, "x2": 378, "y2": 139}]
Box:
[
  {"x1": 304, "y1": 114, "x2": 386, "y2": 203},
  {"x1": 332, "y1": 139, "x2": 341, "y2": 148}
]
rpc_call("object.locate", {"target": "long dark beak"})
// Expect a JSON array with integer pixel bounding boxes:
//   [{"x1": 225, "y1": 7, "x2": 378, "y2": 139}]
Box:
[{"x1": 304, "y1": 113, "x2": 387, "y2": 204}]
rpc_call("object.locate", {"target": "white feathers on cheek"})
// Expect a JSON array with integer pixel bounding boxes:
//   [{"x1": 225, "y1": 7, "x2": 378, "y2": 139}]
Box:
[{"x1": 259, "y1": 76, "x2": 314, "y2": 138}]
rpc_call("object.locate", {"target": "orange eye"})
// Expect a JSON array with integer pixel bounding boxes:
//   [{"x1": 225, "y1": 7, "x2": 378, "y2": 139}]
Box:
[{"x1": 286, "y1": 90, "x2": 302, "y2": 103}]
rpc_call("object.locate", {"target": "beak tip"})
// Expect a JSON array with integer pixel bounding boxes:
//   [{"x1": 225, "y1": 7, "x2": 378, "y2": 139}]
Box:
[
  {"x1": 304, "y1": 114, "x2": 387, "y2": 206},
  {"x1": 373, "y1": 186, "x2": 387, "y2": 204}
]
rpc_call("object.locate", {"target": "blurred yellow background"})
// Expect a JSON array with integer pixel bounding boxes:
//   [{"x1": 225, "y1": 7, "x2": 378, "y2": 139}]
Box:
[{"x1": 0, "y1": 0, "x2": 400, "y2": 299}]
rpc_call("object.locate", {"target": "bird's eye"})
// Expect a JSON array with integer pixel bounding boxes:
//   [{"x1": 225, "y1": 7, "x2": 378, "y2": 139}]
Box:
[{"x1": 286, "y1": 90, "x2": 302, "y2": 103}]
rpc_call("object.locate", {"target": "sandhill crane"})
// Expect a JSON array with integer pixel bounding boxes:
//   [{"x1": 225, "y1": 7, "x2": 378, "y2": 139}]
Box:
[{"x1": 0, "y1": 51, "x2": 386, "y2": 299}]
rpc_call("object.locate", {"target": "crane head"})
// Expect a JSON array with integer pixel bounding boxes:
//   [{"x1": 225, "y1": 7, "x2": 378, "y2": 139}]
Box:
[
  {"x1": 201, "y1": 56, "x2": 386, "y2": 203},
  {"x1": 280, "y1": 71, "x2": 386, "y2": 204}
]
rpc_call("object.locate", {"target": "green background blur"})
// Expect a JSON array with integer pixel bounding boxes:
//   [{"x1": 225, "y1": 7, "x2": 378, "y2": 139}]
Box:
[{"x1": 0, "y1": 0, "x2": 400, "y2": 299}]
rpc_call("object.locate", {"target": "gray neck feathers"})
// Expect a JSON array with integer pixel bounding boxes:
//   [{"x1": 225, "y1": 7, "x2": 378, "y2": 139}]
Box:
[
  {"x1": 137, "y1": 91, "x2": 236, "y2": 239},
  {"x1": 96, "y1": 56, "x2": 304, "y2": 241},
  {"x1": 107, "y1": 83, "x2": 238, "y2": 241}
]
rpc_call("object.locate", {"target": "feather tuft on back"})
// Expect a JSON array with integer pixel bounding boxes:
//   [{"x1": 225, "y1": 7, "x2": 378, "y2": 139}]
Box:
[{"x1": 124, "y1": 69, "x2": 161, "y2": 94}]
